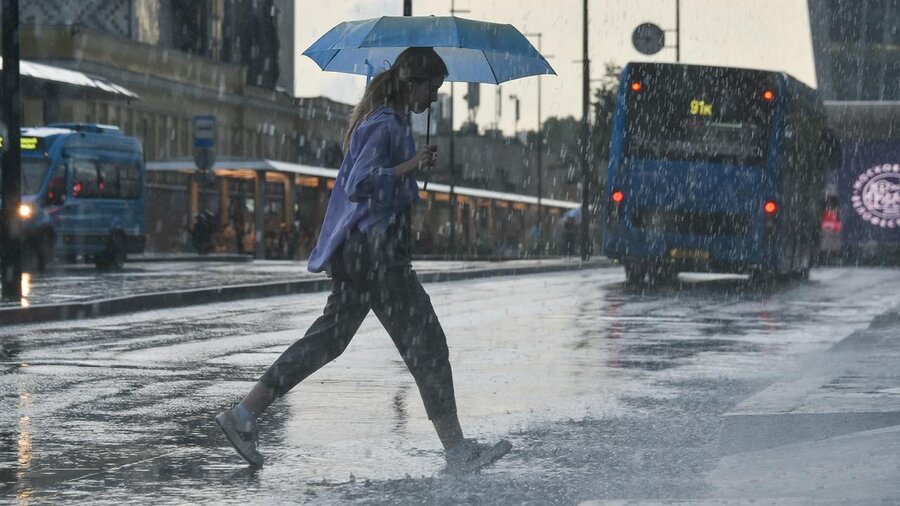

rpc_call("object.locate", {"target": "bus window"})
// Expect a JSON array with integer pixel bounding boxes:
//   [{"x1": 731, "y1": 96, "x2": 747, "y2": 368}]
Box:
[
  {"x1": 625, "y1": 66, "x2": 776, "y2": 166},
  {"x1": 72, "y1": 159, "x2": 100, "y2": 198},
  {"x1": 118, "y1": 162, "x2": 142, "y2": 199},
  {"x1": 98, "y1": 161, "x2": 121, "y2": 199},
  {"x1": 46, "y1": 165, "x2": 67, "y2": 206},
  {"x1": 22, "y1": 158, "x2": 50, "y2": 195}
]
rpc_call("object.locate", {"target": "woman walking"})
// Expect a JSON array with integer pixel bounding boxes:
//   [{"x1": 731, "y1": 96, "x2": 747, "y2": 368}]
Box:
[{"x1": 216, "y1": 47, "x2": 510, "y2": 473}]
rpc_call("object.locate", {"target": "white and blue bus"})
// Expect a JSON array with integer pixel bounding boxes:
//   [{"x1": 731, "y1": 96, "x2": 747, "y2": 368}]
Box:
[
  {"x1": 14, "y1": 123, "x2": 145, "y2": 270},
  {"x1": 602, "y1": 62, "x2": 832, "y2": 284}
]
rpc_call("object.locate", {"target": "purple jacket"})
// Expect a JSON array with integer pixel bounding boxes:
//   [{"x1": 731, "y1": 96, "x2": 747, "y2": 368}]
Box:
[{"x1": 307, "y1": 106, "x2": 419, "y2": 273}]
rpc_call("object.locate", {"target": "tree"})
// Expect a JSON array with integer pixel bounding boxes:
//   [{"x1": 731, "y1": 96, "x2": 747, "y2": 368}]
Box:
[
  {"x1": 522, "y1": 62, "x2": 622, "y2": 199},
  {"x1": 592, "y1": 62, "x2": 623, "y2": 189},
  {"x1": 529, "y1": 116, "x2": 582, "y2": 186}
]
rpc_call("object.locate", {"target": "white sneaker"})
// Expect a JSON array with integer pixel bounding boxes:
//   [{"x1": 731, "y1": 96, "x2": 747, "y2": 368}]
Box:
[
  {"x1": 215, "y1": 406, "x2": 264, "y2": 468},
  {"x1": 445, "y1": 438, "x2": 512, "y2": 474}
]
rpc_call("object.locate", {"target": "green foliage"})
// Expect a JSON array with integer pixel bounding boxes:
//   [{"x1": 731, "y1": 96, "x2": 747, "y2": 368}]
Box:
[
  {"x1": 523, "y1": 62, "x2": 622, "y2": 189},
  {"x1": 592, "y1": 62, "x2": 623, "y2": 173}
]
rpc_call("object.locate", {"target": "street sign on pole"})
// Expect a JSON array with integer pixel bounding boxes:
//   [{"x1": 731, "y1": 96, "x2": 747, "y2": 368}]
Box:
[
  {"x1": 632, "y1": 23, "x2": 665, "y2": 55},
  {"x1": 193, "y1": 149, "x2": 217, "y2": 175},
  {"x1": 193, "y1": 115, "x2": 216, "y2": 173},
  {"x1": 193, "y1": 115, "x2": 216, "y2": 149}
]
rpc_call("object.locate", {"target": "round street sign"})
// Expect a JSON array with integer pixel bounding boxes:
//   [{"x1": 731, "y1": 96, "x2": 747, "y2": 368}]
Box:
[
  {"x1": 632, "y1": 23, "x2": 665, "y2": 55},
  {"x1": 193, "y1": 147, "x2": 216, "y2": 171}
]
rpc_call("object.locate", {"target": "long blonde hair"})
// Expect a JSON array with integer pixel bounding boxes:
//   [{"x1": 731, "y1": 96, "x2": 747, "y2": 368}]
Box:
[{"x1": 343, "y1": 47, "x2": 448, "y2": 151}]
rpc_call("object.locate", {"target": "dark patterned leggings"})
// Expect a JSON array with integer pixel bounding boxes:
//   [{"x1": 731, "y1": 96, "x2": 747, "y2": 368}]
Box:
[{"x1": 258, "y1": 216, "x2": 458, "y2": 420}]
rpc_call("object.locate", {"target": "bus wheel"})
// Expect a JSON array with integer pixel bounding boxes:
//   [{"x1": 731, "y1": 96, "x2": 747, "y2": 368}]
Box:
[
  {"x1": 647, "y1": 263, "x2": 677, "y2": 285},
  {"x1": 792, "y1": 267, "x2": 810, "y2": 281},
  {"x1": 624, "y1": 261, "x2": 648, "y2": 284},
  {"x1": 95, "y1": 233, "x2": 127, "y2": 271},
  {"x1": 749, "y1": 268, "x2": 775, "y2": 285}
]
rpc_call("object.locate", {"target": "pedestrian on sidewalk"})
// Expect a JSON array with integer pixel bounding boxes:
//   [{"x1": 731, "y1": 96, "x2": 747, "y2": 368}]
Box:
[{"x1": 216, "y1": 47, "x2": 510, "y2": 473}]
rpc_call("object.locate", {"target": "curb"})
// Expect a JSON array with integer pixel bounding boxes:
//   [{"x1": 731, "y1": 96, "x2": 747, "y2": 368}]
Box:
[
  {"x1": 128, "y1": 254, "x2": 254, "y2": 263},
  {"x1": 1, "y1": 260, "x2": 608, "y2": 325}
]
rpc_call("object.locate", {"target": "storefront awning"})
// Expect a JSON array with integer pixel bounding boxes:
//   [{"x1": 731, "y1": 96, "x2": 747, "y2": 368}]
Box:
[
  {"x1": 0, "y1": 58, "x2": 139, "y2": 99},
  {"x1": 147, "y1": 158, "x2": 580, "y2": 210}
]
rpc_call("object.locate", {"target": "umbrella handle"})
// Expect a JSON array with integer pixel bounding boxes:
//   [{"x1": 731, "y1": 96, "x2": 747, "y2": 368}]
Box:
[{"x1": 423, "y1": 106, "x2": 431, "y2": 190}]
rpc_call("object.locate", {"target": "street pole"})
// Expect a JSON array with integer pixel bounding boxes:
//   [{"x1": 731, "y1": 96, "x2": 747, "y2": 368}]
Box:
[
  {"x1": 404, "y1": 0, "x2": 412, "y2": 16},
  {"x1": 447, "y1": 0, "x2": 469, "y2": 255},
  {"x1": 2, "y1": 0, "x2": 23, "y2": 300},
  {"x1": 524, "y1": 32, "x2": 545, "y2": 252},
  {"x1": 580, "y1": 0, "x2": 591, "y2": 261},
  {"x1": 675, "y1": 0, "x2": 681, "y2": 62},
  {"x1": 536, "y1": 57, "x2": 542, "y2": 251},
  {"x1": 449, "y1": 82, "x2": 456, "y2": 254},
  {"x1": 508, "y1": 94, "x2": 519, "y2": 135}
]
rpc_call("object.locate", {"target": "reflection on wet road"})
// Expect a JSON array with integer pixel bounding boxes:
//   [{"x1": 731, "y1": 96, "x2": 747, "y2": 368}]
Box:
[{"x1": 2, "y1": 267, "x2": 899, "y2": 503}]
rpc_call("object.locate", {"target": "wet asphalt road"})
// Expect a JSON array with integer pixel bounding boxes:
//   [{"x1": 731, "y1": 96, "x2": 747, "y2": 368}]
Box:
[{"x1": 2, "y1": 266, "x2": 899, "y2": 504}]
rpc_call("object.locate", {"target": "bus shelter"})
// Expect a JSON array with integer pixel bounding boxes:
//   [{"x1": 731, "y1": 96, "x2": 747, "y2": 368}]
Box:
[{"x1": 145, "y1": 159, "x2": 580, "y2": 259}]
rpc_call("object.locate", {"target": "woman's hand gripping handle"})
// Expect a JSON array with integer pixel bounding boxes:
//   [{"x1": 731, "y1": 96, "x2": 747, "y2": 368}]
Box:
[{"x1": 396, "y1": 145, "x2": 437, "y2": 177}]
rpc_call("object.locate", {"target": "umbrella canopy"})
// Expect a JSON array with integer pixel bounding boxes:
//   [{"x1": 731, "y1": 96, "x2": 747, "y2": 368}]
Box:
[{"x1": 303, "y1": 16, "x2": 555, "y2": 84}]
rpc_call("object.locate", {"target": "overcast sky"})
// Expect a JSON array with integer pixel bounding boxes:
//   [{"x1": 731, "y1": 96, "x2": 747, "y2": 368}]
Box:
[{"x1": 293, "y1": 0, "x2": 816, "y2": 135}]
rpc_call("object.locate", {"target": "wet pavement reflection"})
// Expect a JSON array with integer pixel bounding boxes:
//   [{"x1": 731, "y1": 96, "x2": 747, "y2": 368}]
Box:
[{"x1": 2, "y1": 266, "x2": 899, "y2": 503}]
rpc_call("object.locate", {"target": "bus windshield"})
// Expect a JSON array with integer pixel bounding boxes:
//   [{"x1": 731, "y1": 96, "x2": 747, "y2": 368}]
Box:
[
  {"x1": 624, "y1": 65, "x2": 777, "y2": 167},
  {"x1": 22, "y1": 157, "x2": 50, "y2": 195}
]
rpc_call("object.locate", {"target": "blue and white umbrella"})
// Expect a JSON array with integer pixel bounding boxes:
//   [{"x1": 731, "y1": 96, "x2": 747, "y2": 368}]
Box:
[{"x1": 303, "y1": 16, "x2": 556, "y2": 84}]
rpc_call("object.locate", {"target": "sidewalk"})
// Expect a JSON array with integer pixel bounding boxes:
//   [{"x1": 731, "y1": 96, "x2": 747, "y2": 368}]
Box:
[
  {"x1": 0, "y1": 255, "x2": 607, "y2": 324},
  {"x1": 709, "y1": 304, "x2": 900, "y2": 502}
]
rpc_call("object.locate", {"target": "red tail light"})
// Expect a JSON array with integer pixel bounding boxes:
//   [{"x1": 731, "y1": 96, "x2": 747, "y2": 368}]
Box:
[
  {"x1": 611, "y1": 190, "x2": 625, "y2": 203},
  {"x1": 764, "y1": 200, "x2": 777, "y2": 215}
]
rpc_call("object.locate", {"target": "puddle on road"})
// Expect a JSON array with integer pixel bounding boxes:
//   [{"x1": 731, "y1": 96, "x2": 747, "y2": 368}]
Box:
[
  {"x1": 606, "y1": 338, "x2": 763, "y2": 371},
  {"x1": 2, "y1": 268, "x2": 899, "y2": 503}
]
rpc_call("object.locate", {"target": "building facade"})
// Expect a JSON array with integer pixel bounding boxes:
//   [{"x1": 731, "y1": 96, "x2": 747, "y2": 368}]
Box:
[
  {"x1": 807, "y1": 0, "x2": 900, "y2": 260},
  {"x1": 9, "y1": 0, "x2": 575, "y2": 258},
  {"x1": 808, "y1": 0, "x2": 899, "y2": 101}
]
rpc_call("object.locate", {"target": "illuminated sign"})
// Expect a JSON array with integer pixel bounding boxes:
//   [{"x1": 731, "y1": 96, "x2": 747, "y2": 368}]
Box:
[
  {"x1": 689, "y1": 99, "x2": 713, "y2": 116},
  {"x1": 0, "y1": 136, "x2": 40, "y2": 150},
  {"x1": 851, "y1": 163, "x2": 900, "y2": 228}
]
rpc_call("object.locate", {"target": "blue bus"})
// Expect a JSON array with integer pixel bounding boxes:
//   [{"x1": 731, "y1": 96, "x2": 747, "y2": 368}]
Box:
[
  {"x1": 602, "y1": 62, "x2": 831, "y2": 284},
  {"x1": 15, "y1": 123, "x2": 145, "y2": 270}
]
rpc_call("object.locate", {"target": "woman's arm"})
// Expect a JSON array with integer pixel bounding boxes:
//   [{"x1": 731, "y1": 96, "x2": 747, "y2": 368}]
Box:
[
  {"x1": 344, "y1": 124, "x2": 436, "y2": 206},
  {"x1": 343, "y1": 124, "x2": 396, "y2": 204}
]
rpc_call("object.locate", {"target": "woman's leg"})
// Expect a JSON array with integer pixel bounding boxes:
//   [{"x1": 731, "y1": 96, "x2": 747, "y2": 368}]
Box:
[
  {"x1": 370, "y1": 269, "x2": 464, "y2": 449},
  {"x1": 243, "y1": 277, "x2": 371, "y2": 416},
  {"x1": 218, "y1": 248, "x2": 371, "y2": 467},
  {"x1": 348, "y1": 213, "x2": 465, "y2": 449}
]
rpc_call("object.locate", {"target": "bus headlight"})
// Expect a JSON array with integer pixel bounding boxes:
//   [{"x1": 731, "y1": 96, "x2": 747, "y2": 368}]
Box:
[{"x1": 17, "y1": 203, "x2": 34, "y2": 220}]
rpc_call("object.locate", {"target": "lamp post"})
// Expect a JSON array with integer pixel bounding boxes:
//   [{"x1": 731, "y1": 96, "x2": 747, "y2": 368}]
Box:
[
  {"x1": 508, "y1": 94, "x2": 520, "y2": 136},
  {"x1": 676, "y1": 0, "x2": 680, "y2": 62},
  {"x1": 2, "y1": 0, "x2": 23, "y2": 300},
  {"x1": 580, "y1": 0, "x2": 591, "y2": 261},
  {"x1": 447, "y1": 0, "x2": 469, "y2": 255},
  {"x1": 523, "y1": 32, "x2": 551, "y2": 251}
]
